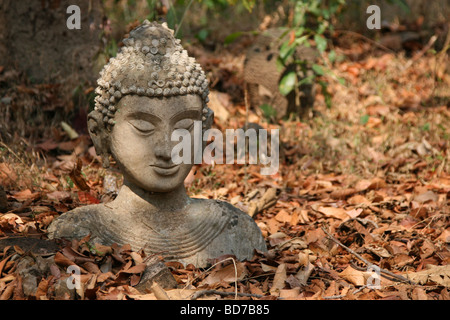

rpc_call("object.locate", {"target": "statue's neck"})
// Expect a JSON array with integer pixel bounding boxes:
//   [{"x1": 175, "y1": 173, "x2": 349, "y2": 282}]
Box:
[{"x1": 112, "y1": 179, "x2": 190, "y2": 214}]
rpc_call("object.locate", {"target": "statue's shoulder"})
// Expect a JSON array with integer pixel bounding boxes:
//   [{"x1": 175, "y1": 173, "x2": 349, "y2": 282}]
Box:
[
  {"x1": 213, "y1": 199, "x2": 254, "y2": 220},
  {"x1": 191, "y1": 198, "x2": 267, "y2": 253},
  {"x1": 192, "y1": 197, "x2": 254, "y2": 222},
  {"x1": 215, "y1": 200, "x2": 264, "y2": 236},
  {"x1": 47, "y1": 204, "x2": 109, "y2": 241}
]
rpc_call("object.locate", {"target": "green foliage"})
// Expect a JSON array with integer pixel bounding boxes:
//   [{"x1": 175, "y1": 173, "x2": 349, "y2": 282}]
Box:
[
  {"x1": 259, "y1": 104, "x2": 277, "y2": 121},
  {"x1": 279, "y1": 71, "x2": 297, "y2": 96},
  {"x1": 201, "y1": 0, "x2": 256, "y2": 12},
  {"x1": 227, "y1": 0, "x2": 256, "y2": 12},
  {"x1": 105, "y1": 38, "x2": 118, "y2": 58},
  {"x1": 195, "y1": 28, "x2": 210, "y2": 43},
  {"x1": 277, "y1": 0, "x2": 347, "y2": 109},
  {"x1": 421, "y1": 123, "x2": 430, "y2": 132},
  {"x1": 360, "y1": 114, "x2": 369, "y2": 125},
  {"x1": 66, "y1": 176, "x2": 74, "y2": 189},
  {"x1": 145, "y1": 0, "x2": 158, "y2": 21},
  {"x1": 224, "y1": 31, "x2": 244, "y2": 45},
  {"x1": 166, "y1": 5, "x2": 179, "y2": 30},
  {"x1": 104, "y1": 0, "x2": 350, "y2": 111},
  {"x1": 386, "y1": 0, "x2": 410, "y2": 13}
]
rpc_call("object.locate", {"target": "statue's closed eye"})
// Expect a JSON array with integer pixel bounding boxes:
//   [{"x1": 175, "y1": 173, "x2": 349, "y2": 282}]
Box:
[
  {"x1": 129, "y1": 119, "x2": 155, "y2": 134},
  {"x1": 174, "y1": 119, "x2": 194, "y2": 131}
]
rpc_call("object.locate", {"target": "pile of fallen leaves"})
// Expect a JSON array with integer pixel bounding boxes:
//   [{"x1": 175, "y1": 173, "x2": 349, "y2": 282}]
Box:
[{"x1": 0, "y1": 31, "x2": 449, "y2": 300}]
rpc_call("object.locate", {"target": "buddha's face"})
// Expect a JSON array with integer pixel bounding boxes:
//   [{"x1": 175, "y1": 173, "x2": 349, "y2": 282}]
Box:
[{"x1": 109, "y1": 94, "x2": 202, "y2": 193}]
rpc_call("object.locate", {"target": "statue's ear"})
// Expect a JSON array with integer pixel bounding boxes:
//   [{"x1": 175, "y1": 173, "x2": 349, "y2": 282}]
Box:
[
  {"x1": 88, "y1": 110, "x2": 111, "y2": 168},
  {"x1": 202, "y1": 106, "x2": 214, "y2": 150},
  {"x1": 202, "y1": 106, "x2": 214, "y2": 130}
]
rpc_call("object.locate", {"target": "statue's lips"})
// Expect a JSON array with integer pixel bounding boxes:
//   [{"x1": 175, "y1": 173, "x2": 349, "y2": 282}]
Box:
[{"x1": 151, "y1": 164, "x2": 180, "y2": 176}]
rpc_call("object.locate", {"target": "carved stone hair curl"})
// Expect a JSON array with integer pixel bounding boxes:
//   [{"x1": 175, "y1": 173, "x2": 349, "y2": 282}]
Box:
[{"x1": 93, "y1": 20, "x2": 212, "y2": 130}]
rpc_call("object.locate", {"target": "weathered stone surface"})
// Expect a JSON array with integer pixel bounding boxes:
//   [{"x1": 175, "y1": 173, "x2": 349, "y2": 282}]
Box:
[
  {"x1": 92, "y1": 20, "x2": 211, "y2": 132},
  {"x1": 48, "y1": 21, "x2": 267, "y2": 268},
  {"x1": 48, "y1": 185, "x2": 267, "y2": 268}
]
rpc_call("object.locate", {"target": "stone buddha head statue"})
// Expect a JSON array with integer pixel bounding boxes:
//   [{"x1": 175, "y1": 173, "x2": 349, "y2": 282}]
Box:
[
  {"x1": 48, "y1": 21, "x2": 266, "y2": 268},
  {"x1": 89, "y1": 20, "x2": 213, "y2": 192}
]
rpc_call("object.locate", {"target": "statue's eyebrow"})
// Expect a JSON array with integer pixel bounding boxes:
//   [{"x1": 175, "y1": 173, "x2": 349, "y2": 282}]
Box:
[
  {"x1": 125, "y1": 111, "x2": 161, "y2": 123},
  {"x1": 170, "y1": 109, "x2": 201, "y2": 122}
]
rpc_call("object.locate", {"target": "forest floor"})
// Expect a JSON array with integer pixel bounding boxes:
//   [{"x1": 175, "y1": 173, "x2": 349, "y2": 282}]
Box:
[{"x1": 0, "y1": 33, "x2": 449, "y2": 300}]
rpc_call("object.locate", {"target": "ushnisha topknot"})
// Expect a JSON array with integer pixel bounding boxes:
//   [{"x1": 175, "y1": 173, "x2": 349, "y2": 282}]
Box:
[{"x1": 93, "y1": 20, "x2": 211, "y2": 129}]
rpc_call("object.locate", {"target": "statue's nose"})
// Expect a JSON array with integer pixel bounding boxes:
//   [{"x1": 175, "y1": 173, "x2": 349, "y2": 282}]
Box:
[{"x1": 154, "y1": 133, "x2": 172, "y2": 161}]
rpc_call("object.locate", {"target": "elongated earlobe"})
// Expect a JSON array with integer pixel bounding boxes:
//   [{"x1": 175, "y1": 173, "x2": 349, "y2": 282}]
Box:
[
  {"x1": 201, "y1": 106, "x2": 214, "y2": 152},
  {"x1": 88, "y1": 110, "x2": 111, "y2": 168}
]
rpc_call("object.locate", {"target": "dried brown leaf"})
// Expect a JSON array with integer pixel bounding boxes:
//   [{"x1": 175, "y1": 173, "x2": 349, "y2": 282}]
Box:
[
  {"x1": 295, "y1": 261, "x2": 314, "y2": 286},
  {"x1": 270, "y1": 263, "x2": 287, "y2": 294},
  {"x1": 35, "y1": 278, "x2": 49, "y2": 299},
  {"x1": 279, "y1": 288, "x2": 300, "y2": 300},
  {"x1": 54, "y1": 252, "x2": 76, "y2": 268},
  {"x1": 405, "y1": 265, "x2": 450, "y2": 287},
  {"x1": 203, "y1": 261, "x2": 247, "y2": 286},
  {"x1": 0, "y1": 282, "x2": 14, "y2": 300},
  {"x1": 420, "y1": 239, "x2": 435, "y2": 259},
  {"x1": 317, "y1": 206, "x2": 348, "y2": 220},
  {"x1": 274, "y1": 210, "x2": 291, "y2": 223},
  {"x1": 339, "y1": 266, "x2": 366, "y2": 286},
  {"x1": 10, "y1": 189, "x2": 40, "y2": 201},
  {"x1": 122, "y1": 263, "x2": 146, "y2": 274},
  {"x1": 365, "y1": 244, "x2": 391, "y2": 258},
  {"x1": 413, "y1": 190, "x2": 439, "y2": 203},
  {"x1": 411, "y1": 287, "x2": 428, "y2": 300},
  {"x1": 330, "y1": 188, "x2": 357, "y2": 199},
  {"x1": 348, "y1": 194, "x2": 371, "y2": 205},
  {"x1": 437, "y1": 229, "x2": 450, "y2": 243}
]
